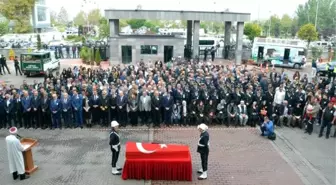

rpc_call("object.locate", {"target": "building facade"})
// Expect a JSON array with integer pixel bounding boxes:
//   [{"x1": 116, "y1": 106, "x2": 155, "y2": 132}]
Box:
[
  {"x1": 111, "y1": 35, "x2": 184, "y2": 64},
  {"x1": 31, "y1": 0, "x2": 51, "y2": 30}
]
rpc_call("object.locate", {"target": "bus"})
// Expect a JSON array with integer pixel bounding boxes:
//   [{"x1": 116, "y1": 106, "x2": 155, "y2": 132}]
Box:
[{"x1": 251, "y1": 37, "x2": 307, "y2": 68}]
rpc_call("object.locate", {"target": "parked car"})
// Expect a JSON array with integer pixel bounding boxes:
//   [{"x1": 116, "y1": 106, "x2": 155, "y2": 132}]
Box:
[{"x1": 317, "y1": 61, "x2": 336, "y2": 76}]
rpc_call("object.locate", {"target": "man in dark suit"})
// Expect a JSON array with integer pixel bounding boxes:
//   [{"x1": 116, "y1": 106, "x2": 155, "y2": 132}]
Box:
[
  {"x1": 13, "y1": 93, "x2": 23, "y2": 128},
  {"x1": 151, "y1": 90, "x2": 161, "y2": 127},
  {"x1": 90, "y1": 90, "x2": 101, "y2": 125},
  {"x1": 4, "y1": 94, "x2": 14, "y2": 128},
  {"x1": 71, "y1": 89, "x2": 83, "y2": 128},
  {"x1": 21, "y1": 91, "x2": 31, "y2": 129},
  {"x1": 197, "y1": 123, "x2": 209, "y2": 180},
  {"x1": 278, "y1": 100, "x2": 292, "y2": 127},
  {"x1": 61, "y1": 92, "x2": 72, "y2": 128},
  {"x1": 116, "y1": 91, "x2": 127, "y2": 127},
  {"x1": 100, "y1": 90, "x2": 109, "y2": 127},
  {"x1": 0, "y1": 95, "x2": 5, "y2": 128},
  {"x1": 109, "y1": 89, "x2": 118, "y2": 122},
  {"x1": 162, "y1": 92, "x2": 174, "y2": 127},
  {"x1": 40, "y1": 92, "x2": 50, "y2": 129},
  {"x1": 30, "y1": 90, "x2": 41, "y2": 129},
  {"x1": 50, "y1": 93, "x2": 61, "y2": 129}
]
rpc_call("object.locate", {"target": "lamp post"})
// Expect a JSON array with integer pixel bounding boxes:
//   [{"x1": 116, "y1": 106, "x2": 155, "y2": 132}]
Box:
[
  {"x1": 268, "y1": 11, "x2": 272, "y2": 37},
  {"x1": 315, "y1": 0, "x2": 319, "y2": 29}
]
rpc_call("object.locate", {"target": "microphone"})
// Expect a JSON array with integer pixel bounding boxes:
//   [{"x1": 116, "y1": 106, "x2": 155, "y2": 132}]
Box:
[{"x1": 16, "y1": 134, "x2": 23, "y2": 139}]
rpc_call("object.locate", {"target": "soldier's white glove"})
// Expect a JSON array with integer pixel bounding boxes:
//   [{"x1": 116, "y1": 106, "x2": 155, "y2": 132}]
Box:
[{"x1": 112, "y1": 146, "x2": 119, "y2": 152}]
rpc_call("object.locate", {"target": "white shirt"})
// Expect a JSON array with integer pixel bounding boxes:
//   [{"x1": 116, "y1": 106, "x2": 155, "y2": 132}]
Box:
[{"x1": 274, "y1": 90, "x2": 286, "y2": 105}]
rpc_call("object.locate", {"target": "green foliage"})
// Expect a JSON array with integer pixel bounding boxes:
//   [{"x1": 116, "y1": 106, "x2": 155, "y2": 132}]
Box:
[
  {"x1": 262, "y1": 15, "x2": 281, "y2": 37},
  {"x1": 66, "y1": 35, "x2": 83, "y2": 42},
  {"x1": 73, "y1": 11, "x2": 87, "y2": 26},
  {"x1": 81, "y1": 35, "x2": 86, "y2": 44},
  {"x1": 87, "y1": 9, "x2": 101, "y2": 26},
  {"x1": 244, "y1": 23, "x2": 262, "y2": 41},
  {"x1": 297, "y1": 23, "x2": 318, "y2": 46},
  {"x1": 311, "y1": 47, "x2": 323, "y2": 59},
  {"x1": 98, "y1": 18, "x2": 109, "y2": 40},
  {"x1": 280, "y1": 14, "x2": 293, "y2": 36},
  {"x1": 37, "y1": 34, "x2": 42, "y2": 50},
  {"x1": 80, "y1": 46, "x2": 91, "y2": 63},
  {"x1": 0, "y1": 21, "x2": 9, "y2": 36},
  {"x1": 95, "y1": 48, "x2": 101, "y2": 64},
  {"x1": 296, "y1": 0, "x2": 336, "y2": 37},
  {"x1": 0, "y1": 0, "x2": 35, "y2": 33},
  {"x1": 90, "y1": 48, "x2": 95, "y2": 62},
  {"x1": 126, "y1": 19, "x2": 146, "y2": 29}
]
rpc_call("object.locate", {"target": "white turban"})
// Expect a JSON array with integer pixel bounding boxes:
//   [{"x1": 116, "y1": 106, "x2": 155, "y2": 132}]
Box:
[
  {"x1": 197, "y1": 123, "x2": 208, "y2": 131},
  {"x1": 111, "y1": 121, "x2": 119, "y2": 127}
]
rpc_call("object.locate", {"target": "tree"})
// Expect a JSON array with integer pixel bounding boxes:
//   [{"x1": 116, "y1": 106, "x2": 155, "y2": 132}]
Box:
[
  {"x1": 311, "y1": 47, "x2": 323, "y2": 59},
  {"x1": 98, "y1": 18, "x2": 109, "y2": 40},
  {"x1": 87, "y1": 9, "x2": 101, "y2": 26},
  {"x1": 0, "y1": 21, "x2": 9, "y2": 36},
  {"x1": 244, "y1": 23, "x2": 262, "y2": 42},
  {"x1": 73, "y1": 11, "x2": 87, "y2": 26},
  {"x1": 291, "y1": 18, "x2": 299, "y2": 37},
  {"x1": 50, "y1": 10, "x2": 58, "y2": 26},
  {"x1": 296, "y1": 0, "x2": 336, "y2": 37},
  {"x1": 57, "y1": 7, "x2": 69, "y2": 25},
  {"x1": 126, "y1": 19, "x2": 146, "y2": 29},
  {"x1": 95, "y1": 48, "x2": 101, "y2": 64},
  {"x1": 0, "y1": 0, "x2": 35, "y2": 33},
  {"x1": 280, "y1": 14, "x2": 293, "y2": 37},
  {"x1": 297, "y1": 23, "x2": 318, "y2": 47},
  {"x1": 37, "y1": 34, "x2": 42, "y2": 50}
]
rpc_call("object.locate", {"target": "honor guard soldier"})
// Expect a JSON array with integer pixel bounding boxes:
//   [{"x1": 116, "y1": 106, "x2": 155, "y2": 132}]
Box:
[
  {"x1": 109, "y1": 121, "x2": 122, "y2": 175},
  {"x1": 197, "y1": 123, "x2": 209, "y2": 180}
]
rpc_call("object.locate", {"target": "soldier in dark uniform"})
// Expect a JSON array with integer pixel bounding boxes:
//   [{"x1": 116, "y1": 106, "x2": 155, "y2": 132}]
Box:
[
  {"x1": 197, "y1": 123, "x2": 209, "y2": 180},
  {"x1": 109, "y1": 121, "x2": 122, "y2": 175},
  {"x1": 319, "y1": 101, "x2": 336, "y2": 139}
]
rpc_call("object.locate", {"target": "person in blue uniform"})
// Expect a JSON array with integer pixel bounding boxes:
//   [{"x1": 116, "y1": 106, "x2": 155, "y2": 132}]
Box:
[
  {"x1": 197, "y1": 123, "x2": 209, "y2": 180},
  {"x1": 109, "y1": 121, "x2": 122, "y2": 175}
]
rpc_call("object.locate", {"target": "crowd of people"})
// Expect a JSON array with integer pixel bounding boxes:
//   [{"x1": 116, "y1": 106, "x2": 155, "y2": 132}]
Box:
[{"x1": 0, "y1": 59, "x2": 335, "y2": 139}]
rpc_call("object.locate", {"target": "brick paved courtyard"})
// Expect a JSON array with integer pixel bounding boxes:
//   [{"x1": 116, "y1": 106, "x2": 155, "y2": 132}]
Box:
[{"x1": 0, "y1": 126, "x2": 307, "y2": 185}]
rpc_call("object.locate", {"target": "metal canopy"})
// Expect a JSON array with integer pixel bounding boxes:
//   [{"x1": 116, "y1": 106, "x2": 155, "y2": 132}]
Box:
[{"x1": 105, "y1": 9, "x2": 250, "y2": 22}]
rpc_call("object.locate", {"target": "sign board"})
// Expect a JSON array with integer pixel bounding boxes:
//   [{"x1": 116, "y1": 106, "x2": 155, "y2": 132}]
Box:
[{"x1": 21, "y1": 62, "x2": 42, "y2": 71}]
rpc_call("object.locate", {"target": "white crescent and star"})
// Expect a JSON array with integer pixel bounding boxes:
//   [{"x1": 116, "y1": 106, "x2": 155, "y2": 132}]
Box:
[{"x1": 136, "y1": 142, "x2": 167, "y2": 154}]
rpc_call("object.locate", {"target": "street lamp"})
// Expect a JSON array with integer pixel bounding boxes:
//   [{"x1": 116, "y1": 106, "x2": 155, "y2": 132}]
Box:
[
  {"x1": 315, "y1": 0, "x2": 319, "y2": 29},
  {"x1": 268, "y1": 11, "x2": 272, "y2": 37}
]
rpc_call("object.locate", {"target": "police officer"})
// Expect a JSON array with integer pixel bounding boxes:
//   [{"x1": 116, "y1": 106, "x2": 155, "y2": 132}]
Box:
[
  {"x1": 109, "y1": 121, "x2": 122, "y2": 175},
  {"x1": 14, "y1": 56, "x2": 22, "y2": 76},
  {"x1": 319, "y1": 101, "x2": 336, "y2": 139},
  {"x1": 197, "y1": 123, "x2": 209, "y2": 180}
]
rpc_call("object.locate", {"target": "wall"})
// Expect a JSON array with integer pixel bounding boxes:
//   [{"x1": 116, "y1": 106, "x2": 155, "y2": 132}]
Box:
[{"x1": 109, "y1": 36, "x2": 185, "y2": 64}]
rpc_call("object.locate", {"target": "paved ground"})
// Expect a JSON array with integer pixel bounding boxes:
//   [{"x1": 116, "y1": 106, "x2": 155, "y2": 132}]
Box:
[{"x1": 1, "y1": 125, "x2": 333, "y2": 185}]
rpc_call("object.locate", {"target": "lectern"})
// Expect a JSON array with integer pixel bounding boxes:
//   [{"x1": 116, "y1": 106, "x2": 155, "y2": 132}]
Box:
[{"x1": 20, "y1": 138, "x2": 38, "y2": 174}]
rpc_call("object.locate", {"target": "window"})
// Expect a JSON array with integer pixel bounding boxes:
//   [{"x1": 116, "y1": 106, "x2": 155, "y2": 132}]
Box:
[
  {"x1": 199, "y1": 40, "x2": 215, "y2": 45},
  {"x1": 141, "y1": 45, "x2": 158, "y2": 55},
  {"x1": 37, "y1": 6, "x2": 47, "y2": 22}
]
